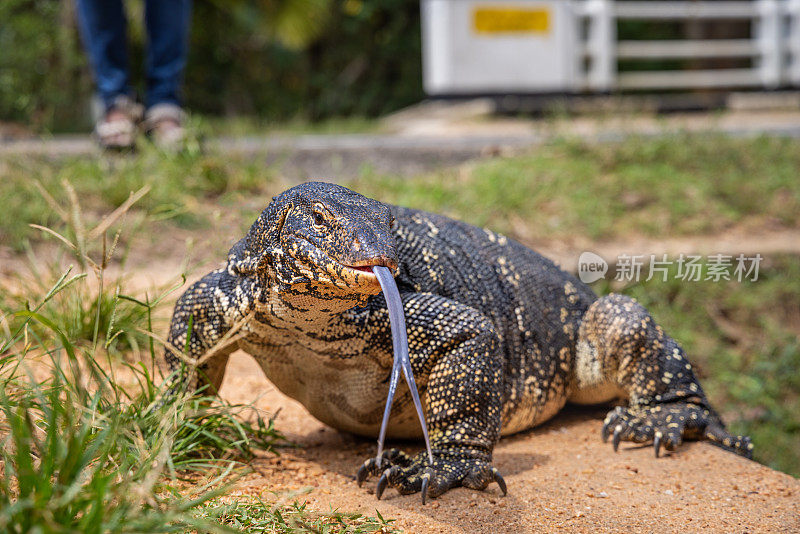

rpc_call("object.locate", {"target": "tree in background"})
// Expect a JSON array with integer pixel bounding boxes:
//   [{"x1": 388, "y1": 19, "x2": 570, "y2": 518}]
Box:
[{"x1": 0, "y1": 0, "x2": 91, "y2": 134}]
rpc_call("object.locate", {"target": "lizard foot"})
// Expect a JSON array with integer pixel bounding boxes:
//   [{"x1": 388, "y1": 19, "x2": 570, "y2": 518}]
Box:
[
  {"x1": 356, "y1": 448, "x2": 507, "y2": 503},
  {"x1": 601, "y1": 403, "x2": 753, "y2": 459}
]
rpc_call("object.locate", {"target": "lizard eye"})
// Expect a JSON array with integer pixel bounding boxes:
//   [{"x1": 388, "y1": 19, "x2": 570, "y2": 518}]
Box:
[{"x1": 312, "y1": 210, "x2": 325, "y2": 226}]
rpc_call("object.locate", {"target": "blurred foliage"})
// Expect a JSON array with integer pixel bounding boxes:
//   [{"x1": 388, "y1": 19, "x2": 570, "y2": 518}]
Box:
[
  {"x1": 0, "y1": 0, "x2": 92, "y2": 133},
  {"x1": 186, "y1": 0, "x2": 422, "y2": 121},
  {"x1": 0, "y1": 139, "x2": 274, "y2": 250},
  {"x1": 1, "y1": 0, "x2": 423, "y2": 133}
]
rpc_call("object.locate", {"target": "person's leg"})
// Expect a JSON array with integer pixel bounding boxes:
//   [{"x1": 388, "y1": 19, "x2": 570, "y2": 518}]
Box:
[
  {"x1": 144, "y1": 0, "x2": 192, "y2": 108},
  {"x1": 75, "y1": 0, "x2": 131, "y2": 109}
]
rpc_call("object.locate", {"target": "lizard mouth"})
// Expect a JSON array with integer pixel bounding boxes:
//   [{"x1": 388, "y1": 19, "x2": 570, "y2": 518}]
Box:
[
  {"x1": 337, "y1": 259, "x2": 399, "y2": 294},
  {"x1": 344, "y1": 258, "x2": 398, "y2": 276}
]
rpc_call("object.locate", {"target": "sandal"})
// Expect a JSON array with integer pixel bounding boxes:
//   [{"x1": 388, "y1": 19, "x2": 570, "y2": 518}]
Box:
[
  {"x1": 143, "y1": 103, "x2": 186, "y2": 150},
  {"x1": 94, "y1": 95, "x2": 143, "y2": 150}
]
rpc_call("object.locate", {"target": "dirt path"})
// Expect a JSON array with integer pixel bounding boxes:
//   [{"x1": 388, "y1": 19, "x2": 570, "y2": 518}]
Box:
[{"x1": 218, "y1": 352, "x2": 799, "y2": 534}]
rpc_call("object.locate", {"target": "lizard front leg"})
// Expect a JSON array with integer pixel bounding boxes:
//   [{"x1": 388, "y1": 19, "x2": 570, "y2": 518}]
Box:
[
  {"x1": 357, "y1": 292, "x2": 507, "y2": 502},
  {"x1": 165, "y1": 268, "x2": 251, "y2": 394}
]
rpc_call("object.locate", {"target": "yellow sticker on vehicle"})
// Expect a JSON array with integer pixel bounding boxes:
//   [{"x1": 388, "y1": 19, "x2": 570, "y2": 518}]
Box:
[{"x1": 473, "y1": 7, "x2": 550, "y2": 34}]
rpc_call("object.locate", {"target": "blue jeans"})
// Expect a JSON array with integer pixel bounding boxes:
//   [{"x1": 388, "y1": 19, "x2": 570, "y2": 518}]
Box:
[{"x1": 76, "y1": 0, "x2": 192, "y2": 111}]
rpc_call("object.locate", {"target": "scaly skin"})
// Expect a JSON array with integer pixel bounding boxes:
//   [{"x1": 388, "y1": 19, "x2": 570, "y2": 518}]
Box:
[{"x1": 165, "y1": 182, "x2": 752, "y2": 503}]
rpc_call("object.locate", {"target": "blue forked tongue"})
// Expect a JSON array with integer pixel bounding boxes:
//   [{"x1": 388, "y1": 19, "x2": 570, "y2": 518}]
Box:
[{"x1": 372, "y1": 266, "x2": 434, "y2": 465}]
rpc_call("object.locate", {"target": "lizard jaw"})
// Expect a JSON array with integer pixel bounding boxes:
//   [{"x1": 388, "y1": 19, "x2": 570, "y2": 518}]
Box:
[
  {"x1": 346, "y1": 256, "x2": 399, "y2": 273},
  {"x1": 345, "y1": 264, "x2": 396, "y2": 278},
  {"x1": 341, "y1": 258, "x2": 398, "y2": 287},
  {"x1": 339, "y1": 264, "x2": 388, "y2": 294}
]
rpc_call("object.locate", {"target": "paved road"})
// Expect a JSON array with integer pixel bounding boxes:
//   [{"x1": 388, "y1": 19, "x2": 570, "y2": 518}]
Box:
[
  {"x1": 0, "y1": 133, "x2": 544, "y2": 177},
  {"x1": 3, "y1": 116, "x2": 800, "y2": 179}
]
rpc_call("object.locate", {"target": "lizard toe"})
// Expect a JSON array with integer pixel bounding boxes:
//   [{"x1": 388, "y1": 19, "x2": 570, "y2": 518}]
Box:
[
  {"x1": 461, "y1": 464, "x2": 507, "y2": 496},
  {"x1": 362, "y1": 450, "x2": 505, "y2": 503},
  {"x1": 602, "y1": 407, "x2": 655, "y2": 452},
  {"x1": 602, "y1": 401, "x2": 753, "y2": 459},
  {"x1": 387, "y1": 465, "x2": 425, "y2": 496},
  {"x1": 356, "y1": 448, "x2": 412, "y2": 486}
]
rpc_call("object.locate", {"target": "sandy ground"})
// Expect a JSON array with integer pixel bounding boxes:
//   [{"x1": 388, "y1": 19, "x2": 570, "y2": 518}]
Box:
[{"x1": 217, "y1": 352, "x2": 800, "y2": 534}]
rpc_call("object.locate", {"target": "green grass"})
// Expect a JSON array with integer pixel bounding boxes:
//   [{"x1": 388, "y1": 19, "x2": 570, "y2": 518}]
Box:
[
  {"x1": 0, "y1": 279, "x2": 283, "y2": 532},
  {"x1": 1, "y1": 255, "x2": 152, "y2": 355},
  {"x1": 0, "y1": 144, "x2": 278, "y2": 252},
  {"x1": 351, "y1": 134, "x2": 800, "y2": 241},
  {"x1": 2, "y1": 133, "x2": 799, "y2": 252},
  {"x1": 1, "y1": 306, "x2": 392, "y2": 532},
  {"x1": 195, "y1": 498, "x2": 399, "y2": 533},
  {"x1": 0, "y1": 192, "x2": 397, "y2": 532},
  {"x1": 593, "y1": 254, "x2": 800, "y2": 476},
  {"x1": 0, "y1": 369, "x2": 214, "y2": 533}
]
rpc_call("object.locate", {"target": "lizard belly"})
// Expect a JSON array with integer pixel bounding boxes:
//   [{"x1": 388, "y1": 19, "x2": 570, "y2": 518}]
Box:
[
  {"x1": 239, "y1": 336, "x2": 425, "y2": 439},
  {"x1": 500, "y1": 391, "x2": 568, "y2": 436}
]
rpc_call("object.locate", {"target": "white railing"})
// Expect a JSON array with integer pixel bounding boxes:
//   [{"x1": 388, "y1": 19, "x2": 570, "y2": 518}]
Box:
[{"x1": 578, "y1": 0, "x2": 800, "y2": 91}]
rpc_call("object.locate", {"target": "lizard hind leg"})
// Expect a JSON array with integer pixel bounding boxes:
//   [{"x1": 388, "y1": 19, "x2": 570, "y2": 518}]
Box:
[{"x1": 576, "y1": 293, "x2": 753, "y2": 459}]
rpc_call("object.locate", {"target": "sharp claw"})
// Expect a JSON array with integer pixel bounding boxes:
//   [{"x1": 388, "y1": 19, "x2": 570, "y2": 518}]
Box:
[
  {"x1": 492, "y1": 468, "x2": 508, "y2": 496},
  {"x1": 612, "y1": 426, "x2": 622, "y2": 452},
  {"x1": 357, "y1": 463, "x2": 369, "y2": 487},
  {"x1": 654, "y1": 433, "x2": 662, "y2": 458},
  {"x1": 601, "y1": 422, "x2": 610, "y2": 443},
  {"x1": 376, "y1": 468, "x2": 390, "y2": 500},
  {"x1": 421, "y1": 474, "x2": 430, "y2": 505}
]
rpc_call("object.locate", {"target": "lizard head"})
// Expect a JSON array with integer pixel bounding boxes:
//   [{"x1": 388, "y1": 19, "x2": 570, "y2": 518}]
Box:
[{"x1": 229, "y1": 182, "x2": 398, "y2": 302}]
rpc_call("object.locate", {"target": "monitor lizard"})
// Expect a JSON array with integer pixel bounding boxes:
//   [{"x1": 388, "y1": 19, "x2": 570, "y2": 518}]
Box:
[{"x1": 165, "y1": 182, "x2": 752, "y2": 503}]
